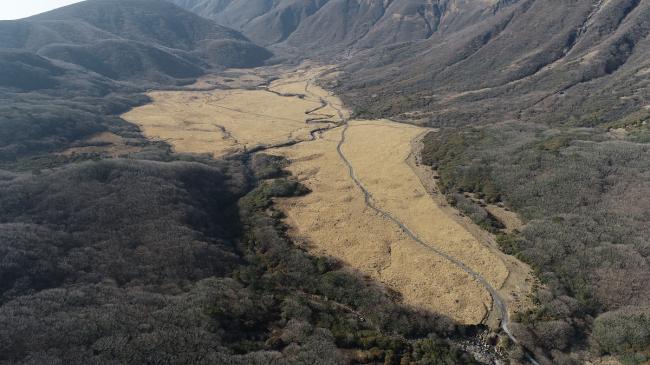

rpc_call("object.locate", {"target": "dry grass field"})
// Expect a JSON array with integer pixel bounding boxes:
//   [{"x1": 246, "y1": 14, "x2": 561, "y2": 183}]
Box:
[
  {"x1": 269, "y1": 66, "x2": 350, "y2": 123},
  {"x1": 274, "y1": 119, "x2": 536, "y2": 324},
  {"x1": 122, "y1": 65, "x2": 536, "y2": 325},
  {"x1": 122, "y1": 66, "x2": 341, "y2": 158},
  {"x1": 408, "y1": 134, "x2": 536, "y2": 318},
  {"x1": 341, "y1": 121, "x2": 509, "y2": 288}
]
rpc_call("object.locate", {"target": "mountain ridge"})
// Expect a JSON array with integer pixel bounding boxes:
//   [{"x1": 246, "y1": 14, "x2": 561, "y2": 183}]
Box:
[
  {"x1": 0, "y1": 0, "x2": 272, "y2": 90},
  {"x1": 172, "y1": 0, "x2": 648, "y2": 127},
  {"x1": 169, "y1": 0, "x2": 514, "y2": 52},
  {"x1": 337, "y1": 0, "x2": 650, "y2": 127}
]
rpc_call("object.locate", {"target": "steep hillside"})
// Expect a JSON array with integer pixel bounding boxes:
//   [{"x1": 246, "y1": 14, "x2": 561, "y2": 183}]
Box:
[
  {"x1": 169, "y1": 0, "x2": 507, "y2": 51},
  {"x1": 340, "y1": 0, "x2": 650, "y2": 126},
  {"x1": 0, "y1": 51, "x2": 64, "y2": 91},
  {"x1": 173, "y1": 0, "x2": 648, "y2": 127},
  {"x1": 38, "y1": 40, "x2": 204, "y2": 83},
  {"x1": 0, "y1": 0, "x2": 271, "y2": 89}
]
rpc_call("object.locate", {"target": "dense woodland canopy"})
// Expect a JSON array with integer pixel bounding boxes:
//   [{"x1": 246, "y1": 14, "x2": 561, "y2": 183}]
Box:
[{"x1": 0, "y1": 150, "x2": 481, "y2": 364}]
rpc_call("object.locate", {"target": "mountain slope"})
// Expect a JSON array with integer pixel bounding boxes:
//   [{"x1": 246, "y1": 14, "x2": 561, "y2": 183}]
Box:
[
  {"x1": 173, "y1": 0, "x2": 648, "y2": 127},
  {"x1": 38, "y1": 40, "x2": 205, "y2": 82},
  {"x1": 0, "y1": 0, "x2": 272, "y2": 89},
  {"x1": 169, "y1": 0, "x2": 508, "y2": 51},
  {"x1": 0, "y1": 4, "x2": 480, "y2": 363},
  {"x1": 27, "y1": 0, "x2": 246, "y2": 50},
  {"x1": 339, "y1": 0, "x2": 650, "y2": 126},
  {"x1": 0, "y1": 51, "x2": 64, "y2": 91}
]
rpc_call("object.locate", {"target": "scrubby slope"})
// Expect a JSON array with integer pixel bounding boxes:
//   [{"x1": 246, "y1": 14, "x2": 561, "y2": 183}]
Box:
[
  {"x1": 38, "y1": 40, "x2": 205, "y2": 82},
  {"x1": 0, "y1": 51, "x2": 63, "y2": 91}
]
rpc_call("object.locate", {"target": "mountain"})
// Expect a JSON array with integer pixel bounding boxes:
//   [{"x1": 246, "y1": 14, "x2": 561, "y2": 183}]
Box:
[
  {"x1": 172, "y1": 0, "x2": 648, "y2": 127},
  {"x1": 169, "y1": 0, "x2": 505, "y2": 51},
  {"x1": 0, "y1": 0, "x2": 272, "y2": 89},
  {"x1": 338, "y1": 0, "x2": 650, "y2": 126},
  {"x1": 0, "y1": 51, "x2": 64, "y2": 91}
]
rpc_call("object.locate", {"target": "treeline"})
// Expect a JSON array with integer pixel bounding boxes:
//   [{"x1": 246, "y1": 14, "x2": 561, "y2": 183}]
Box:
[{"x1": 420, "y1": 122, "x2": 650, "y2": 364}]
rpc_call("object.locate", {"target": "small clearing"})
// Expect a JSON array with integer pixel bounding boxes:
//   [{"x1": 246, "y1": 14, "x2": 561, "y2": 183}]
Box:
[{"x1": 59, "y1": 131, "x2": 143, "y2": 158}]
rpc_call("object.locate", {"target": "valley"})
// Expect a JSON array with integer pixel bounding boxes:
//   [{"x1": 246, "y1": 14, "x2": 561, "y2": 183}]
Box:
[
  {"x1": 3, "y1": 1, "x2": 649, "y2": 363},
  {"x1": 123, "y1": 64, "x2": 536, "y2": 331}
]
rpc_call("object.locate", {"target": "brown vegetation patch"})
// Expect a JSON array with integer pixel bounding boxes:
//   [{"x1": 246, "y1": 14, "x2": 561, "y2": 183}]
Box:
[{"x1": 342, "y1": 121, "x2": 510, "y2": 288}]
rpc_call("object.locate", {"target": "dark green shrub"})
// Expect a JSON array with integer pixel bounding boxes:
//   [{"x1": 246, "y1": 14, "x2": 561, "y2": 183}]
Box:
[{"x1": 591, "y1": 309, "x2": 650, "y2": 356}]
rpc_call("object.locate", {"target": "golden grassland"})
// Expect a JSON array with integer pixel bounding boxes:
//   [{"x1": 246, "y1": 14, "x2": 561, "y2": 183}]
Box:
[
  {"x1": 272, "y1": 123, "x2": 493, "y2": 324},
  {"x1": 342, "y1": 121, "x2": 510, "y2": 288},
  {"x1": 273, "y1": 120, "x2": 536, "y2": 324},
  {"x1": 122, "y1": 64, "x2": 536, "y2": 325},
  {"x1": 122, "y1": 67, "x2": 341, "y2": 158}
]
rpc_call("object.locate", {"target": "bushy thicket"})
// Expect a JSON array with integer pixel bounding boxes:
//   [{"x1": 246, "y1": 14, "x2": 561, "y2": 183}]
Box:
[
  {"x1": 0, "y1": 158, "x2": 249, "y2": 364},
  {"x1": 421, "y1": 123, "x2": 650, "y2": 364},
  {"x1": 447, "y1": 193, "x2": 504, "y2": 233}
]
